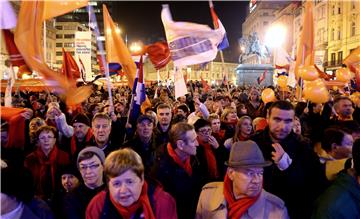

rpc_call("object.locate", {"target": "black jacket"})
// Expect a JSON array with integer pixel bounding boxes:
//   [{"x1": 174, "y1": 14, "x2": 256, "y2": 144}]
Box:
[{"x1": 251, "y1": 128, "x2": 326, "y2": 219}]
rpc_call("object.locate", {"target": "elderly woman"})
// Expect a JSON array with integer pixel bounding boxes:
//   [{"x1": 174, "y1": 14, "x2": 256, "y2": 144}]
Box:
[
  {"x1": 24, "y1": 125, "x2": 70, "y2": 202},
  {"x1": 224, "y1": 116, "x2": 253, "y2": 150},
  {"x1": 86, "y1": 148, "x2": 177, "y2": 219}
]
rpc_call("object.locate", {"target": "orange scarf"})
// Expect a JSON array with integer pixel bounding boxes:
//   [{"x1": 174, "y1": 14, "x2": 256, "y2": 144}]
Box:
[
  {"x1": 167, "y1": 143, "x2": 192, "y2": 176},
  {"x1": 110, "y1": 181, "x2": 155, "y2": 219},
  {"x1": 70, "y1": 128, "x2": 93, "y2": 156},
  {"x1": 197, "y1": 137, "x2": 219, "y2": 179},
  {"x1": 213, "y1": 129, "x2": 225, "y2": 141},
  {"x1": 223, "y1": 175, "x2": 260, "y2": 219}
]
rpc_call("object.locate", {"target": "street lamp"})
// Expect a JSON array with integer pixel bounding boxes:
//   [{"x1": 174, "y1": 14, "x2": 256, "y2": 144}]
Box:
[
  {"x1": 265, "y1": 24, "x2": 287, "y2": 48},
  {"x1": 129, "y1": 41, "x2": 143, "y2": 54}
]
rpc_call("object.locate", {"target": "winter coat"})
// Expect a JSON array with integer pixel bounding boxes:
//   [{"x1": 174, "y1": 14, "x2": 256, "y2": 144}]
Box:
[
  {"x1": 195, "y1": 182, "x2": 289, "y2": 219},
  {"x1": 312, "y1": 170, "x2": 360, "y2": 219}
]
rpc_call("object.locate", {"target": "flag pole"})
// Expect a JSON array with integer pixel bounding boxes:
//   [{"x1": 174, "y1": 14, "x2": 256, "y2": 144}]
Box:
[{"x1": 88, "y1": 5, "x2": 114, "y2": 110}]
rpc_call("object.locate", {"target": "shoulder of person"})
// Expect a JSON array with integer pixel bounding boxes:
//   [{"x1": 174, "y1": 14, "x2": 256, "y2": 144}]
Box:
[
  {"x1": 262, "y1": 191, "x2": 286, "y2": 209},
  {"x1": 201, "y1": 182, "x2": 223, "y2": 191}
]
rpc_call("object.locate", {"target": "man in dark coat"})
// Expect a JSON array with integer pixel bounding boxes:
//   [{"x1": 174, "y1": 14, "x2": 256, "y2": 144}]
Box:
[
  {"x1": 151, "y1": 122, "x2": 206, "y2": 219},
  {"x1": 251, "y1": 100, "x2": 325, "y2": 219}
]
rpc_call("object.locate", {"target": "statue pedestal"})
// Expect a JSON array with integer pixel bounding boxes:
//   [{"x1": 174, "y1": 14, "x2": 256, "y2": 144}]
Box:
[{"x1": 236, "y1": 64, "x2": 274, "y2": 86}]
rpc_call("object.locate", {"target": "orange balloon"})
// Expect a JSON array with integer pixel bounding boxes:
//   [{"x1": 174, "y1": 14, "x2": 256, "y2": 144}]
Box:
[
  {"x1": 277, "y1": 75, "x2": 288, "y2": 88},
  {"x1": 298, "y1": 65, "x2": 319, "y2": 81},
  {"x1": 261, "y1": 88, "x2": 276, "y2": 103},
  {"x1": 336, "y1": 67, "x2": 352, "y2": 82},
  {"x1": 303, "y1": 79, "x2": 329, "y2": 103}
]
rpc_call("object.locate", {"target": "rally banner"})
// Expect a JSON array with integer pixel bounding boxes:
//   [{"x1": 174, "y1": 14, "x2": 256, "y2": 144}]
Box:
[{"x1": 75, "y1": 31, "x2": 93, "y2": 82}]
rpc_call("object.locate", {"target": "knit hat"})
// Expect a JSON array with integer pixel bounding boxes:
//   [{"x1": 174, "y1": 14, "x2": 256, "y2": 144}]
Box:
[
  {"x1": 76, "y1": 146, "x2": 105, "y2": 169},
  {"x1": 72, "y1": 113, "x2": 91, "y2": 127},
  {"x1": 58, "y1": 164, "x2": 81, "y2": 179},
  {"x1": 226, "y1": 140, "x2": 272, "y2": 168}
]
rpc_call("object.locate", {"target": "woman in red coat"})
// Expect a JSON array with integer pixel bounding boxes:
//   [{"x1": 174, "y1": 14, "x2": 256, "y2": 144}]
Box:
[
  {"x1": 86, "y1": 148, "x2": 177, "y2": 219},
  {"x1": 24, "y1": 125, "x2": 70, "y2": 203}
]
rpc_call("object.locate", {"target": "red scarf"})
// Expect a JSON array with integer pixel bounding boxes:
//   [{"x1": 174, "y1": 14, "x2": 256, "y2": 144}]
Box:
[
  {"x1": 197, "y1": 137, "x2": 219, "y2": 179},
  {"x1": 213, "y1": 129, "x2": 225, "y2": 141},
  {"x1": 110, "y1": 181, "x2": 155, "y2": 219},
  {"x1": 223, "y1": 175, "x2": 260, "y2": 219},
  {"x1": 70, "y1": 128, "x2": 93, "y2": 156},
  {"x1": 167, "y1": 143, "x2": 192, "y2": 176},
  {"x1": 1, "y1": 107, "x2": 26, "y2": 149},
  {"x1": 35, "y1": 145, "x2": 59, "y2": 190}
]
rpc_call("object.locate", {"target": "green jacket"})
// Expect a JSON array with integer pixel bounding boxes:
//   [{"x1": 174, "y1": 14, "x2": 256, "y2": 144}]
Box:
[{"x1": 312, "y1": 170, "x2": 360, "y2": 219}]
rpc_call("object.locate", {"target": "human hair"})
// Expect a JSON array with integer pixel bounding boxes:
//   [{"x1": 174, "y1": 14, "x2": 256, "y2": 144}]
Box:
[
  {"x1": 321, "y1": 128, "x2": 348, "y2": 152},
  {"x1": 156, "y1": 103, "x2": 171, "y2": 113},
  {"x1": 36, "y1": 125, "x2": 58, "y2": 141},
  {"x1": 333, "y1": 96, "x2": 353, "y2": 110},
  {"x1": 92, "y1": 112, "x2": 111, "y2": 124},
  {"x1": 233, "y1": 115, "x2": 252, "y2": 142},
  {"x1": 268, "y1": 100, "x2": 294, "y2": 117},
  {"x1": 193, "y1": 118, "x2": 210, "y2": 132},
  {"x1": 177, "y1": 104, "x2": 190, "y2": 114},
  {"x1": 208, "y1": 113, "x2": 220, "y2": 123},
  {"x1": 169, "y1": 122, "x2": 194, "y2": 149},
  {"x1": 77, "y1": 150, "x2": 104, "y2": 165},
  {"x1": 221, "y1": 107, "x2": 237, "y2": 121},
  {"x1": 104, "y1": 148, "x2": 144, "y2": 180}
]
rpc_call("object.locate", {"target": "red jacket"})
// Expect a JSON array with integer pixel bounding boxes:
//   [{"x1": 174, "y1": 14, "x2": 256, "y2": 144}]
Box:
[
  {"x1": 24, "y1": 147, "x2": 70, "y2": 201},
  {"x1": 86, "y1": 183, "x2": 177, "y2": 219}
]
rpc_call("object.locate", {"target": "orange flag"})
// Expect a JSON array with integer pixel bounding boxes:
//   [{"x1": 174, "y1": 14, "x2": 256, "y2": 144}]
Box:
[
  {"x1": 294, "y1": 1, "x2": 314, "y2": 79},
  {"x1": 103, "y1": 4, "x2": 136, "y2": 90},
  {"x1": 14, "y1": 1, "x2": 90, "y2": 105},
  {"x1": 344, "y1": 46, "x2": 360, "y2": 90}
]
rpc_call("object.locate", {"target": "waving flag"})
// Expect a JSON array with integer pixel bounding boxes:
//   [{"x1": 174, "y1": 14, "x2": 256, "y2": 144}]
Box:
[
  {"x1": 343, "y1": 46, "x2": 360, "y2": 90},
  {"x1": 294, "y1": 1, "x2": 314, "y2": 79},
  {"x1": 161, "y1": 4, "x2": 226, "y2": 67},
  {"x1": 103, "y1": 4, "x2": 136, "y2": 89},
  {"x1": 209, "y1": 1, "x2": 229, "y2": 50},
  {"x1": 2, "y1": 30, "x2": 28, "y2": 67},
  {"x1": 257, "y1": 70, "x2": 267, "y2": 85},
  {"x1": 14, "y1": 0, "x2": 90, "y2": 105},
  {"x1": 61, "y1": 48, "x2": 80, "y2": 81},
  {"x1": 145, "y1": 41, "x2": 171, "y2": 70},
  {"x1": 129, "y1": 56, "x2": 146, "y2": 124}
]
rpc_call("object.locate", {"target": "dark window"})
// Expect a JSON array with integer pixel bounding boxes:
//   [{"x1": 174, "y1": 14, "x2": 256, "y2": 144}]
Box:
[
  {"x1": 56, "y1": 51, "x2": 62, "y2": 56},
  {"x1": 64, "y1": 34, "x2": 75, "y2": 39},
  {"x1": 338, "y1": 7, "x2": 341, "y2": 14},
  {"x1": 56, "y1": 43, "x2": 62, "y2": 47},
  {"x1": 351, "y1": 22, "x2": 356, "y2": 36},
  {"x1": 56, "y1": 34, "x2": 63, "y2": 39},
  {"x1": 338, "y1": 51, "x2": 343, "y2": 64},
  {"x1": 331, "y1": 53, "x2": 336, "y2": 65},
  {"x1": 55, "y1": 26, "x2": 63, "y2": 30}
]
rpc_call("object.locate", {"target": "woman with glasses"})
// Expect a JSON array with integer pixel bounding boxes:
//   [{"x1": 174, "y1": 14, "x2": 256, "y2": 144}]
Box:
[{"x1": 24, "y1": 125, "x2": 70, "y2": 204}]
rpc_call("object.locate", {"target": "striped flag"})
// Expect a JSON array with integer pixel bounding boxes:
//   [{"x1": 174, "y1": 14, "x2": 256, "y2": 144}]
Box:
[
  {"x1": 129, "y1": 56, "x2": 146, "y2": 124},
  {"x1": 209, "y1": 1, "x2": 229, "y2": 50},
  {"x1": 257, "y1": 70, "x2": 267, "y2": 85},
  {"x1": 161, "y1": 4, "x2": 226, "y2": 67}
]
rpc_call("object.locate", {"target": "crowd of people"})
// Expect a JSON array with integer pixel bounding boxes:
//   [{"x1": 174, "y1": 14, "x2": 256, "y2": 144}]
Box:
[{"x1": 1, "y1": 81, "x2": 360, "y2": 219}]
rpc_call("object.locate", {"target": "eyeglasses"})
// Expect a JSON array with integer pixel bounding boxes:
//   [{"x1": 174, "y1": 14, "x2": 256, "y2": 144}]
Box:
[
  {"x1": 39, "y1": 136, "x2": 55, "y2": 141},
  {"x1": 198, "y1": 128, "x2": 212, "y2": 135},
  {"x1": 79, "y1": 163, "x2": 100, "y2": 172}
]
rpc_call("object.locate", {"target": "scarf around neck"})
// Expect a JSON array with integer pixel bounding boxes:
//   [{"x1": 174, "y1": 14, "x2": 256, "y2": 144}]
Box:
[
  {"x1": 167, "y1": 143, "x2": 192, "y2": 176},
  {"x1": 110, "y1": 181, "x2": 155, "y2": 219}
]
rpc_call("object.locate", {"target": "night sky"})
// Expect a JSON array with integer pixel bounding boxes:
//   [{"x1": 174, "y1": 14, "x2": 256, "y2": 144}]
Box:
[{"x1": 107, "y1": 1, "x2": 249, "y2": 62}]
